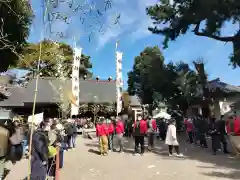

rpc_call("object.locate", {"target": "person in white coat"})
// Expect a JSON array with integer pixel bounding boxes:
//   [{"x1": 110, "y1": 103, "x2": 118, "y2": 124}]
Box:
[{"x1": 165, "y1": 119, "x2": 183, "y2": 157}]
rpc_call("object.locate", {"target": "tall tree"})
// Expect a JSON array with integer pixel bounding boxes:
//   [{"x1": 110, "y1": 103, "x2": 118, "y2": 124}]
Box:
[
  {"x1": 172, "y1": 62, "x2": 199, "y2": 114},
  {"x1": 0, "y1": 0, "x2": 33, "y2": 72},
  {"x1": 127, "y1": 46, "x2": 165, "y2": 105},
  {"x1": 193, "y1": 60, "x2": 211, "y2": 117},
  {"x1": 146, "y1": 0, "x2": 240, "y2": 67},
  {"x1": 128, "y1": 47, "x2": 202, "y2": 115},
  {"x1": 17, "y1": 40, "x2": 92, "y2": 78}
]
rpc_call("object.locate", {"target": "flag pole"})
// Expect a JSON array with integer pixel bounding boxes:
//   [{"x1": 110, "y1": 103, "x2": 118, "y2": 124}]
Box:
[
  {"x1": 115, "y1": 40, "x2": 122, "y2": 116},
  {"x1": 27, "y1": 0, "x2": 50, "y2": 179}
]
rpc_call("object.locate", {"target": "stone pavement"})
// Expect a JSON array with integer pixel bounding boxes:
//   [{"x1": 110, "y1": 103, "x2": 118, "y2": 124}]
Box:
[{"x1": 4, "y1": 136, "x2": 240, "y2": 180}]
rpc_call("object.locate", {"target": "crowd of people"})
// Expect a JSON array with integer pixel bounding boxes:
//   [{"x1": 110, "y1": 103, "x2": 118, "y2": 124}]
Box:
[
  {"x1": 0, "y1": 116, "x2": 79, "y2": 180},
  {"x1": 95, "y1": 115, "x2": 183, "y2": 157},
  {"x1": 0, "y1": 112, "x2": 239, "y2": 180},
  {"x1": 0, "y1": 119, "x2": 25, "y2": 180},
  {"x1": 95, "y1": 113, "x2": 240, "y2": 158},
  {"x1": 184, "y1": 114, "x2": 240, "y2": 155}
]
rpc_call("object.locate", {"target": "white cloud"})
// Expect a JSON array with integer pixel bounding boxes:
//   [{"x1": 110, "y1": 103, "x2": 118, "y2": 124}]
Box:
[
  {"x1": 30, "y1": 0, "x2": 158, "y2": 47},
  {"x1": 96, "y1": 0, "x2": 158, "y2": 49}
]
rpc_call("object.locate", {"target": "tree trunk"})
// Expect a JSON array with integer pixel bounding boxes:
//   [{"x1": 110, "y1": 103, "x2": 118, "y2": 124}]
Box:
[{"x1": 194, "y1": 62, "x2": 211, "y2": 118}]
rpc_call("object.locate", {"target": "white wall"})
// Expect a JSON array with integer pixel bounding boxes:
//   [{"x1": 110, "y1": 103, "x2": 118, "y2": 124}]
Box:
[
  {"x1": 217, "y1": 94, "x2": 240, "y2": 118},
  {"x1": 186, "y1": 94, "x2": 240, "y2": 118}
]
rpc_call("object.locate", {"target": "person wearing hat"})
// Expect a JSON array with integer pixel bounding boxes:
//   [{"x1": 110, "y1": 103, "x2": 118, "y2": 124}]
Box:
[
  {"x1": 165, "y1": 119, "x2": 183, "y2": 157},
  {"x1": 133, "y1": 115, "x2": 147, "y2": 155}
]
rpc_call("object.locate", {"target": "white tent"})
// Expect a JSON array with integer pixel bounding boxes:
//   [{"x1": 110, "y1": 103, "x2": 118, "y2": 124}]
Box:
[{"x1": 153, "y1": 111, "x2": 171, "y2": 119}]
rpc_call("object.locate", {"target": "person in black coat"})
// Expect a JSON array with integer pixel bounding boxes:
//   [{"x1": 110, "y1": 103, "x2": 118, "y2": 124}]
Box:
[
  {"x1": 216, "y1": 115, "x2": 229, "y2": 153},
  {"x1": 30, "y1": 122, "x2": 49, "y2": 180},
  {"x1": 198, "y1": 116, "x2": 208, "y2": 148},
  {"x1": 71, "y1": 116, "x2": 78, "y2": 148},
  {"x1": 158, "y1": 119, "x2": 167, "y2": 141},
  {"x1": 64, "y1": 120, "x2": 74, "y2": 149},
  {"x1": 208, "y1": 117, "x2": 220, "y2": 155}
]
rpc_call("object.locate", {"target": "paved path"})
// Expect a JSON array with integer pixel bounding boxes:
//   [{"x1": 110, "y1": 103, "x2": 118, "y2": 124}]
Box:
[{"x1": 5, "y1": 136, "x2": 240, "y2": 180}]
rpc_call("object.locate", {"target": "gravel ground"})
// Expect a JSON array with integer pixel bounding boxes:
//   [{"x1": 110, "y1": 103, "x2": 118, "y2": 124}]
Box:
[{"x1": 4, "y1": 135, "x2": 240, "y2": 180}]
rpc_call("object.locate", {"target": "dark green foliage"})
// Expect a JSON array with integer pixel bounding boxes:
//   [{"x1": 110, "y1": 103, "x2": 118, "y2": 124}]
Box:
[
  {"x1": 147, "y1": 0, "x2": 240, "y2": 68},
  {"x1": 127, "y1": 46, "x2": 201, "y2": 114},
  {"x1": 127, "y1": 46, "x2": 164, "y2": 105},
  {"x1": 0, "y1": 0, "x2": 33, "y2": 72},
  {"x1": 17, "y1": 40, "x2": 92, "y2": 78}
]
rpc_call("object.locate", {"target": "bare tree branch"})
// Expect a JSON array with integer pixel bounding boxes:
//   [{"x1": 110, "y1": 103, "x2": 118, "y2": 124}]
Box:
[
  {"x1": 45, "y1": 0, "x2": 120, "y2": 41},
  {"x1": 193, "y1": 22, "x2": 235, "y2": 42}
]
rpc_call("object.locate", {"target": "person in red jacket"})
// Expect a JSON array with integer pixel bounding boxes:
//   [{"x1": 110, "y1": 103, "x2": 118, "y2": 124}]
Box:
[
  {"x1": 96, "y1": 117, "x2": 108, "y2": 156},
  {"x1": 133, "y1": 116, "x2": 147, "y2": 155},
  {"x1": 107, "y1": 117, "x2": 115, "y2": 151},
  {"x1": 147, "y1": 116, "x2": 157, "y2": 151},
  {"x1": 226, "y1": 115, "x2": 240, "y2": 136},
  {"x1": 226, "y1": 115, "x2": 240, "y2": 157},
  {"x1": 115, "y1": 117, "x2": 125, "y2": 153}
]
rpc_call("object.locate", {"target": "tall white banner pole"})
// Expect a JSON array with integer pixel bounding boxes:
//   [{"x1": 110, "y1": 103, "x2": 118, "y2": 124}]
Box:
[
  {"x1": 115, "y1": 41, "x2": 123, "y2": 115},
  {"x1": 71, "y1": 37, "x2": 81, "y2": 116}
]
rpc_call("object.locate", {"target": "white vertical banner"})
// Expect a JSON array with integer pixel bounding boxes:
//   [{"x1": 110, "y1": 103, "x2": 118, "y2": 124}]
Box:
[
  {"x1": 71, "y1": 47, "x2": 82, "y2": 116},
  {"x1": 116, "y1": 51, "x2": 123, "y2": 115}
]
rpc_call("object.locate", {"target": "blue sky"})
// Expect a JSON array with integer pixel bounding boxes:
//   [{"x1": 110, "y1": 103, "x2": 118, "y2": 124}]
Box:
[{"x1": 15, "y1": 0, "x2": 240, "y2": 88}]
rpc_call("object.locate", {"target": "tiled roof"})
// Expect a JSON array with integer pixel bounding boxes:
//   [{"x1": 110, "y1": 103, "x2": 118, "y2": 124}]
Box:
[
  {"x1": 23, "y1": 77, "x2": 117, "y2": 104},
  {"x1": 0, "y1": 87, "x2": 24, "y2": 107},
  {"x1": 208, "y1": 79, "x2": 240, "y2": 93}
]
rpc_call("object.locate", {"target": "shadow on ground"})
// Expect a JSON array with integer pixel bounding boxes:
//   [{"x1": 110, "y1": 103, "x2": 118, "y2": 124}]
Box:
[
  {"x1": 201, "y1": 171, "x2": 240, "y2": 179},
  {"x1": 154, "y1": 134, "x2": 240, "y2": 180},
  {"x1": 3, "y1": 168, "x2": 10, "y2": 180},
  {"x1": 88, "y1": 148, "x2": 101, "y2": 155},
  {"x1": 85, "y1": 143, "x2": 99, "y2": 148},
  {"x1": 84, "y1": 134, "x2": 240, "y2": 179}
]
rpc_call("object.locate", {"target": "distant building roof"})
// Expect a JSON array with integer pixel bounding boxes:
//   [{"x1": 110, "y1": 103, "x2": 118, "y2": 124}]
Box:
[
  {"x1": 23, "y1": 77, "x2": 117, "y2": 104},
  {"x1": 208, "y1": 78, "x2": 240, "y2": 93},
  {"x1": 0, "y1": 87, "x2": 24, "y2": 107}
]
